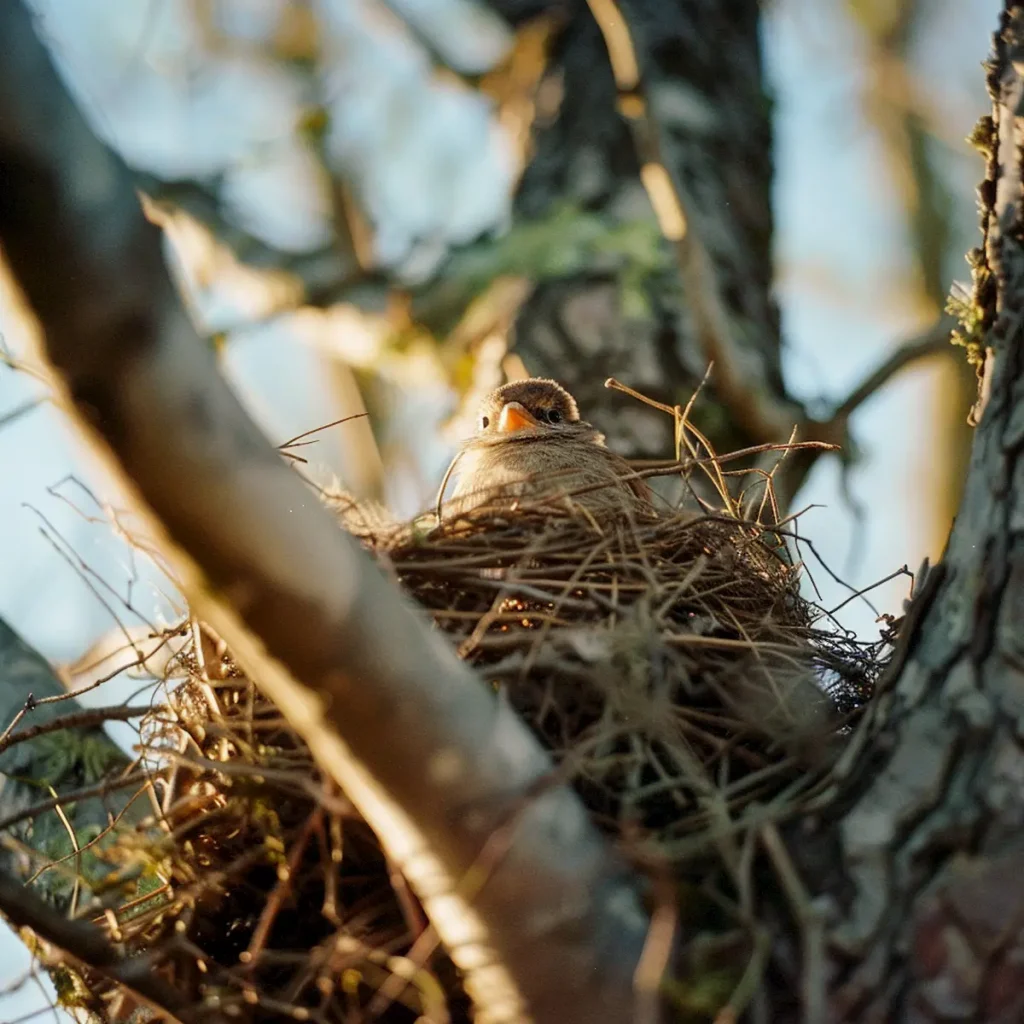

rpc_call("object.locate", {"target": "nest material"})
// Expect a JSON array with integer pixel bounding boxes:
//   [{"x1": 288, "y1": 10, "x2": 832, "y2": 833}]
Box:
[
  {"x1": 67, "y1": 487, "x2": 886, "y2": 1023},
  {"x1": 376, "y1": 507, "x2": 870, "y2": 846}
]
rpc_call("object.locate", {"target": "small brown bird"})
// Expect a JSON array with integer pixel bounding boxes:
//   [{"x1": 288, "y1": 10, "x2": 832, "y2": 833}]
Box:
[{"x1": 447, "y1": 378, "x2": 654, "y2": 517}]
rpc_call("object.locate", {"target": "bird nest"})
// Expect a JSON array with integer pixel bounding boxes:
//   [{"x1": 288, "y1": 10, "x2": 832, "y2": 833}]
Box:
[
  {"x1": 370, "y1": 505, "x2": 871, "y2": 847},
  {"x1": 45, "y1": 459, "x2": 889, "y2": 1024}
]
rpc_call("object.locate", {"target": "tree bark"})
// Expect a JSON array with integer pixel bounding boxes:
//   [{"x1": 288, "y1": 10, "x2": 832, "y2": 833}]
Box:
[
  {"x1": 0, "y1": 4, "x2": 649, "y2": 1022},
  {"x1": 501, "y1": 0, "x2": 787, "y2": 461},
  {"x1": 785, "y1": 7, "x2": 1024, "y2": 1020}
]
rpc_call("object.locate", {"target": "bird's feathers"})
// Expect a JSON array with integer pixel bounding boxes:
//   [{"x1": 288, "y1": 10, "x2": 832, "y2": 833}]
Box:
[{"x1": 449, "y1": 378, "x2": 653, "y2": 517}]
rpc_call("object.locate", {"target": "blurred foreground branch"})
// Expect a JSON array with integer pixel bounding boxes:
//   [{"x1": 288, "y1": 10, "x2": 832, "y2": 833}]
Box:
[
  {"x1": 0, "y1": 3, "x2": 649, "y2": 1021},
  {"x1": 0, "y1": 871, "x2": 191, "y2": 1024}
]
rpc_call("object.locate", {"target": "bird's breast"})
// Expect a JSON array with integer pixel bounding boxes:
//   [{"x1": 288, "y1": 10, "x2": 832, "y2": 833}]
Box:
[{"x1": 449, "y1": 439, "x2": 649, "y2": 516}]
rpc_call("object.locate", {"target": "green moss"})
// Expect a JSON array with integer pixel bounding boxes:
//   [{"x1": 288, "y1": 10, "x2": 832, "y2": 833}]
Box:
[
  {"x1": 51, "y1": 963, "x2": 94, "y2": 1009},
  {"x1": 620, "y1": 264, "x2": 654, "y2": 320},
  {"x1": 410, "y1": 204, "x2": 669, "y2": 336},
  {"x1": 946, "y1": 261, "x2": 989, "y2": 371},
  {"x1": 967, "y1": 114, "x2": 996, "y2": 160},
  {"x1": 21, "y1": 731, "x2": 128, "y2": 789},
  {"x1": 297, "y1": 105, "x2": 330, "y2": 144},
  {"x1": 115, "y1": 869, "x2": 173, "y2": 923},
  {"x1": 662, "y1": 969, "x2": 740, "y2": 1021}
]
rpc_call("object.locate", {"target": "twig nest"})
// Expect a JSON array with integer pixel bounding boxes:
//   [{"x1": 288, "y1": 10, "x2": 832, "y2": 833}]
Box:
[
  {"x1": 370, "y1": 504, "x2": 873, "y2": 849},
  {"x1": 74, "y1": 493, "x2": 885, "y2": 1023}
]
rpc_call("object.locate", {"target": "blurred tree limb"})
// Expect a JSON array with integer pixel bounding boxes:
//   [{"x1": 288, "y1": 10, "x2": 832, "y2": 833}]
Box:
[
  {"x1": 832, "y1": 315, "x2": 957, "y2": 421},
  {"x1": 0, "y1": 869, "x2": 192, "y2": 1024},
  {"x1": 846, "y1": 0, "x2": 974, "y2": 550},
  {"x1": 0, "y1": 4, "x2": 649, "y2": 1022}
]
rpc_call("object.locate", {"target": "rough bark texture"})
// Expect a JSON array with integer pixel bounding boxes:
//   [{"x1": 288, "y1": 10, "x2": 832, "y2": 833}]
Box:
[
  {"x1": 501, "y1": 0, "x2": 785, "y2": 458},
  {"x1": 801, "y1": 8, "x2": 1024, "y2": 1020},
  {"x1": 0, "y1": 4, "x2": 649, "y2": 1021}
]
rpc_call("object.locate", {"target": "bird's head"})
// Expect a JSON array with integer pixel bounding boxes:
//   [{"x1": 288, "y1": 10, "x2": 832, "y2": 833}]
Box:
[{"x1": 471, "y1": 379, "x2": 599, "y2": 445}]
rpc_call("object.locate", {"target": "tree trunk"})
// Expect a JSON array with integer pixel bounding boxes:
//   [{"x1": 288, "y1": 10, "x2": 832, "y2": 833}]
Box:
[
  {"x1": 503, "y1": 0, "x2": 785, "y2": 460},
  {"x1": 778, "y1": 7, "x2": 1024, "y2": 1020}
]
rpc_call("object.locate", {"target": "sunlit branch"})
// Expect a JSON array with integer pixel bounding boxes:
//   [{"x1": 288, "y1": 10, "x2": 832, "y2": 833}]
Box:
[{"x1": 0, "y1": 4, "x2": 650, "y2": 1020}]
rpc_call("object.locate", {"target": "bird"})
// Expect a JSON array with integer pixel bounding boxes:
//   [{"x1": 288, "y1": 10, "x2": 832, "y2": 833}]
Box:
[{"x1": 445, "y1": 378, "x2": 655, "y2": 518}]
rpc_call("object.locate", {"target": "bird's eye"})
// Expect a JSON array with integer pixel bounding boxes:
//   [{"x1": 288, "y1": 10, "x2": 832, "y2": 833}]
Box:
[
  {"x1": 545, "y1": 409, "x2": 563, "y2": 424},
  {"x1": 480, "y1": 415, "x2": 490, "y2": 430}
]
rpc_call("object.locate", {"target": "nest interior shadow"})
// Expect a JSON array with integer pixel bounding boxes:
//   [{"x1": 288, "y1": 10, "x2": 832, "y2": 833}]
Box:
[{"x1": 27, "y1": 454, "x2": 890, "y2": 1024}]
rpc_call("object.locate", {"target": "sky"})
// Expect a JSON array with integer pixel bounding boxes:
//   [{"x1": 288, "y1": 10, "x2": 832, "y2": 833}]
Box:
[{"x1": 0, "y1": 0, "x2": 1000, "y2": 1017}]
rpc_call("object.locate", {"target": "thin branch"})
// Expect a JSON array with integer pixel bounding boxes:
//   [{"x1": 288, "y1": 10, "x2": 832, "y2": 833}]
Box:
[
  {"x1": 832, "y1": 316, "x2": 955, "y2": 421},
  {"x1": 770, "y1": 313, "x2": 955, "y2": 505},
  {"x1": 0, "y1": 396, "x2": 44, "y2": 431},
  {"x1": 0, "y1": 5, "x2": 649, "y2": 1021},
  {"x1": 0, "y1": 705, "x2": 144, "y2": 758},
  {"x1": 276, "y1": 411, "x2": 369, "y2": 451}
]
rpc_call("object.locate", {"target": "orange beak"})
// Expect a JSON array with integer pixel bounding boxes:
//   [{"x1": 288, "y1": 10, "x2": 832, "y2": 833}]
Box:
[{"x1": 497, "y1": 401, "x2": 539, "y2": 433}]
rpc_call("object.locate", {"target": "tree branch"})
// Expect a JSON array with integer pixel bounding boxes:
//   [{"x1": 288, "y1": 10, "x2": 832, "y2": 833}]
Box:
[
  {"x1": 831, "y1": 316, "x2": 955, "y2": 421},
  {"x1": 0, "y1": 705, "x2": 143, "y2": 759},
  {"x1": 0, "y1": 4, "x2": 649, "y2": 1021}
]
